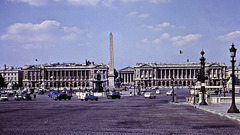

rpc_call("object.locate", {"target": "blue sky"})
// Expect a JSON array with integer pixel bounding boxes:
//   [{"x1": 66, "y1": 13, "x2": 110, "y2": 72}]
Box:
[{"x1": 1, "y1": 0, "x2": 240, "y2": 70}]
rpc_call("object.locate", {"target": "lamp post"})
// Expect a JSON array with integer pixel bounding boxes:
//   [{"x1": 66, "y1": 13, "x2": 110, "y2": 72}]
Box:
[
  {"x1": 193, "y1": 78, "x2": 196, "y2": 104},
  {"x1": 133, "y1": 80, "x2": 135, "y2": 96},
  {"x1": 223, "y1": 80, "x2": 226, "y2": 97},
  {"x1": 227, "y1": 43, "x2": 239, "y2": 113},
  {"x1": 199, "y1": 50, "x2": 208, "y2": 105},
  {"x1": 171, "y1": 77, "x2": 175, "y2": 102}
]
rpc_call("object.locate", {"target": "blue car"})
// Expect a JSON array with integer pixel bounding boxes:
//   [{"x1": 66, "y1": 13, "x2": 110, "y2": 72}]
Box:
[{"x1": 48, "y1": 91, "x2": 58, "y2": 98}]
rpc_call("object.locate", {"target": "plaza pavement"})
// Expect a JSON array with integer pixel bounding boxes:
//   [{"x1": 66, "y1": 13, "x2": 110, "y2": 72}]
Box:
[
  {"x1": 121, "y1": 89, "x2": 240, "y2": 124},
  {"x1": 186, "y1": 103, "x2": 240, "y2": 124}
]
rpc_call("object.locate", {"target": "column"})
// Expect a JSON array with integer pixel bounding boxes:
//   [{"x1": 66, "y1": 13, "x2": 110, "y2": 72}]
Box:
[
  {"x1": 177, "y1": 69, "x2": 179, "y2": 78},
  {"x1": 190, "y1": 69, "x2": 192, "y2": 79},
  {"x1": 181, "y1": 69, "x2": 183, "y2": 79},
  {"x1": 164, "y1": 69, "x2": 166, "y2": 79},
  {"x1": 76, "y1": 70, "x2": 79, "y2": 80},
  {"x1": 173, "y1": 69, "x2": 175, "y2": 79},
  {"x1": 169, "y1": 69, "x2": 171, "y2": 79}
]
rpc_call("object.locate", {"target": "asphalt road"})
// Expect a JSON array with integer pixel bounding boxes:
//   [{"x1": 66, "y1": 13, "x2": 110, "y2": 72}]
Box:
[{"x1": 1, "y1": 89, "x2": 240, "y2": 135}]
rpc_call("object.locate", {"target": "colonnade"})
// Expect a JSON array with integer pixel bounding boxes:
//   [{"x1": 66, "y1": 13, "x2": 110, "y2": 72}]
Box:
[
  {"x1": 24, "y1": 69, "x2": 108, "y2": 89},
  {"x1": 119, "y1": 73, "x2": 134, "y2": 84}
]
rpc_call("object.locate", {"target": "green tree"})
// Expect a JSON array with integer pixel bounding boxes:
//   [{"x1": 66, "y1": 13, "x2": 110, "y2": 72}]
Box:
[{"x1": 0, "y1": 74, "x2": 6, "y2": 87}]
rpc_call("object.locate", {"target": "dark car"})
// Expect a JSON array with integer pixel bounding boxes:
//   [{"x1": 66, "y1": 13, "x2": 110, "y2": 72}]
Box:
[
  {"x1": 38, "y1": 90, "x2": 44, "y2": 95},
  {"x1": 23, "y1": 94, "x2": 32, "y2": 100},
  {"x1": 107, "y1": 91, "x2": 121, "y2": 99},
  {"x1": 52, "y1": 93, "x2": 72, "y2": 100},
  {"x1": 14, "y1": 94, "x2": 23, "y2": 101}
]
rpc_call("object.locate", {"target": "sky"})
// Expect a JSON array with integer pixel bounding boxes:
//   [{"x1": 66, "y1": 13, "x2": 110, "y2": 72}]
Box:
[{"x1": 1, "y1": 0, "x2": 240, "y2": 70}]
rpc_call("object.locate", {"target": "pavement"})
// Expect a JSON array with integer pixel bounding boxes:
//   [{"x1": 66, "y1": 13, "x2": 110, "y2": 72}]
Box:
[
  {"x1": 187, "y1": 102, "x2": 240, "y2": 124},
  {"x1": 123, "y1": 89, "x2": 240, "y2": 124}
]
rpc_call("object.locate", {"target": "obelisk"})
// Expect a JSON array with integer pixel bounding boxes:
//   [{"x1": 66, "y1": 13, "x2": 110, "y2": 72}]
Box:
[{"x1": 108, "y1": 32, "x2": 115, "y2": 91}]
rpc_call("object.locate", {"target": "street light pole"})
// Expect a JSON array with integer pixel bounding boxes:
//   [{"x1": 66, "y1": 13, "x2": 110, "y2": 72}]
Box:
[
  {"x1": 171, "y1": 77, "x2": 175, "y2": 103},
  {"x1": 199, "y1": 50, "x2": 208, "y2": 105},
  {"x1": 227, "y1": 43, "x2": 239, "y2": 113}
]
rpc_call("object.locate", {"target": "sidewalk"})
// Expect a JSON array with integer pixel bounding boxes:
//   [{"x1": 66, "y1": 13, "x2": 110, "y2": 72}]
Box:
[{"x1": 188, "y1": 103, "x2": 240, "y2": 123}]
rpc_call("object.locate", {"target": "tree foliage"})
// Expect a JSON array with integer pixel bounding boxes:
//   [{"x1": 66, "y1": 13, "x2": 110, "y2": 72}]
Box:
[{"x1": 0, "y1": 74, "x2": 6, "y2": 87}]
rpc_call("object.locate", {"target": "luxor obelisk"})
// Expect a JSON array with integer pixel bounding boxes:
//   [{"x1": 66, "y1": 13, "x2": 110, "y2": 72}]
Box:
[{"x1": 108, "y1": 32, "x2": 115, "y2": 91}]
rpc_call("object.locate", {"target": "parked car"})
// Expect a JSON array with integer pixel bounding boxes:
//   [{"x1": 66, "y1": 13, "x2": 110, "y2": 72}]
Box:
[
  {"x1": 107, "y1": 91, "x2": 121, "y2": 99},
  {"x1": 140, "y1": 88, "x2": 147, "y2": 92},
  {"x1": 156, "y1": 90, "x2": 161, "y2": 94},
  {"x1": 144, "y1": 92, "x2": 156, "y2": 99},
  {"x1": 23, "y1": 94, "x2": 32, "y2": 100},
  {"x1": 48, "y1": 91, "x2": 58, "y2": 98},
  {"x1": 76, "y1": 92, "x2": 98, "y2": 101},
  {"x1": 0, "y1": 94, "x2": 8, "y2": 101},
  {"x1": 224, "y1": 89, "x2": 229, "y2": 93},
  {"x1": 151, "y1": 86, "x2": 158, "y2": 90},
  {"x1": 14, "y1": 94, "x2": 23, "y2": 101},
  {"x1": 38, "y1": 90, "x2": 44, "y2": 95},
  {"x1": 52, "y1": 93, "x2": 72, "y2": 101},
  {"x1": 166, "y1": 90, "x2": 176, "y2": 96}
]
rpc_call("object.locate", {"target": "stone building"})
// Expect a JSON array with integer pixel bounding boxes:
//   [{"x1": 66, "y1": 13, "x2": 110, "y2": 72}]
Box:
[
  {"x1": 118, "y1": 66, "x2": 135, "y2": 85},
  {"x1": 0, "y1": 64, "x2": 23, "y2": 88},
  {"x1": 119, "y1": 62, "x2": 227, "y2": 88},
  {"x1": 226, "y1": 66, "x2": 240, "y2": 87},
  {"x1": 22, "y1": 62, "x2": 109, "y2": 90}
]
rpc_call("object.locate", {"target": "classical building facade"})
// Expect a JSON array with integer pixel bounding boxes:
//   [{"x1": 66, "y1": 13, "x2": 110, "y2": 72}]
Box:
[
  {"x1": 0, "y1": 64, "x2": 23, "y2": 88},
  {"x1": 119, "y1": 62, "x2": 227, "y2": 88},
  {"x1": 226, "y1": 66, "x2": 240, "y2": 86},
  {"x1": 118, "y1": 66, "x2": 134, "y2": 85},
  {"x1": 22, "y1": 62, "x2": 109, "y2": 89}
]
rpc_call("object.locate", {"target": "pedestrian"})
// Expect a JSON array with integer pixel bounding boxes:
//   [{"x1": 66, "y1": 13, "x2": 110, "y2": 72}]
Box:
[{"x1": 130, "y1": 91, "x2": 132, "y2": 96}]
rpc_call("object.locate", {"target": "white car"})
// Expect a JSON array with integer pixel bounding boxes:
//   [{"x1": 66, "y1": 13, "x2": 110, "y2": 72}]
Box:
[
  {"x1": 14, "y1": 94, "x2": 23, "y2": 100},
  {"x1": 144, "y1": 92, "x2": 156, "y2": 99},
  {"x1": 76, "y1": 92, "x2": 98, "y2": 101},
  {"x1": 140, "y1": 88, "x2": 147, "y2": 92},
  {"x1": 166, "y1": 90, "x2": 176, "y2": 96},
  {"x1": 156, "y1": 90, "x2": 161, "y2": 94},
  {"x1": 0, "y1": 94, "x2": 8, "y2": 101}
]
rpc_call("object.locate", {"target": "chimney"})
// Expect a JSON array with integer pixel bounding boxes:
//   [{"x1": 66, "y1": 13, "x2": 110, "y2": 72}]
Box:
[{"x1": 4, "y1": 64, "x2": 6, "y2": 70}]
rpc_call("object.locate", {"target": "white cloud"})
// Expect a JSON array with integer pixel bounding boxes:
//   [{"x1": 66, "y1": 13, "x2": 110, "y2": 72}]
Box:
[
  {"x1": 128, "y1": 11, "x2": 138, "y2": 16},
  {"x1": 137, "y1": 14, "x2": 151, "y2": 18},
  {"x1": 144, "y1": 22, "x2": 171, "y2": 31},
  {"x1": 8, "y1": 0, "x2": 101, "y2": 6},
  {"x1": 8, "y1": 0, "x2": 50, "y2": 6},
  {"x1": 171, "y1": 34, "x2": 202, "y2": 46},
  {"x1": 101, "y1": 0, "x2": 115, "y2": 7},
  {"x1": 136, "y1": 38, "x2": 149, "y2": 47},
  {"x1": 1, "y1": 20, "x2": 87, "y2": 49},
  {"x1": 217, "y1": 31, "x2": 240, "y2": 41},
  {"x1": 128, "y1": 11, "x2": 150, "y2": 18},
  {"x1": 8, "y1": 0, "x2": 171, "y2": 7},
  {"x1": 66, "y1": 0, "x2": 101, "y2": 6},
  {"x1": 149, "y1": 0, "x2": 171, "y2": 3},
  {"x1": 153, "y1": 33, "x2": 170, "y2": 44},
  {"x1": 121, "y1": 0, "x2": 171, "y2": 3},
  {"x1": 121, "y1": 0, "x2": 140, "y2": 2}
]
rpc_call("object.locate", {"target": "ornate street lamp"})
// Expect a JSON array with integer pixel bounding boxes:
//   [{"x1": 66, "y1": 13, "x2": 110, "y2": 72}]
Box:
[
  {"x1": 227, "y1": 43, "x2": 239, "y2": 113},
  {"x1": 199, "y1": 50, "x2": 208, "y2": 105}
]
